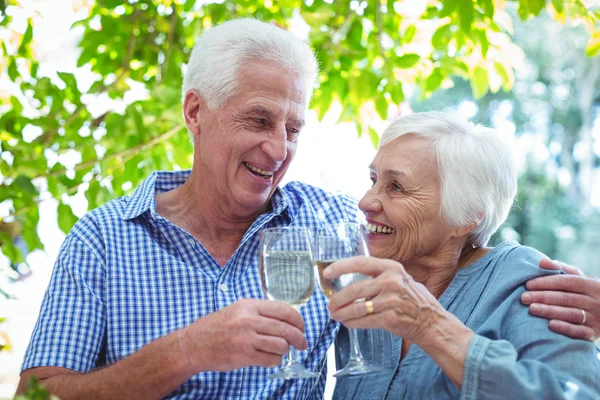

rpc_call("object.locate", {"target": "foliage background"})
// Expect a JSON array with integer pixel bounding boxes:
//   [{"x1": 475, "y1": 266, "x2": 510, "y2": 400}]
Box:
[{"x1": 1, "y1": 0, "x2": 600, "y2": 396}]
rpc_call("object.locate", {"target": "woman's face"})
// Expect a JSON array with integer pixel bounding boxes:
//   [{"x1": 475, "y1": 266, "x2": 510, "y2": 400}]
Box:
[{"x1": 359, "y1": 134, "x2": 457, "y2": 264}]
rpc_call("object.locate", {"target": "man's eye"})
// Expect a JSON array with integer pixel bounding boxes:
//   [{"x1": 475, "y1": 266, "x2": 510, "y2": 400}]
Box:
[
  {"x1": 370, "y1": 177, "x2": 376, "y2": 186},
  {"x1": 287, "y1": 128, "x2": 300, "y2": 141},
  {"x1": 392, "y1": 183, "x2": 403, "y2": 192}
]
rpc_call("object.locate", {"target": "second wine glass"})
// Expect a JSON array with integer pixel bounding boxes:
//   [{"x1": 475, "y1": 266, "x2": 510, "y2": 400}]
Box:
[{"x1": 315, "y1": 222, "x2": 386, "y2": 377}]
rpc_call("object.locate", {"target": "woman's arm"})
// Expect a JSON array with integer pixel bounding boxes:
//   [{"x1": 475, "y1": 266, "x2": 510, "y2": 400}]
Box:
[{"x1": 325, "y1": 255, "x2": 600, "y2": 399}]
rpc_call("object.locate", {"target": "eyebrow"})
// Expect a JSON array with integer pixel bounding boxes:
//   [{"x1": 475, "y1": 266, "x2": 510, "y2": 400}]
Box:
[
  {"x1": 247, "y1": 105, "x2": 305, "y2": 128},
  {"x1": 369, "y1": 166, "x2": 409, "y2": 179}
]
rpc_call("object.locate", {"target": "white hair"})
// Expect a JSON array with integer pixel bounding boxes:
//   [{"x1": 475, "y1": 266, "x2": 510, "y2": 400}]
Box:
[
  {"x1": 379, "y1": 111, "x2": 517, "y2": 247},
  {"x1": 182, "y1": 18, "x2": 318, "y2": 110}
]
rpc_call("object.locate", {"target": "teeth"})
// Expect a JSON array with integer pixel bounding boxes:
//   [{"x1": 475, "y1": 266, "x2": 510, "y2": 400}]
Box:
[
  {"x1": 366, "y1": 223, "x2": 395, "y2": 234},
  {"x1": 245, "y1": 162, "x2": 274, "y2": 176}
]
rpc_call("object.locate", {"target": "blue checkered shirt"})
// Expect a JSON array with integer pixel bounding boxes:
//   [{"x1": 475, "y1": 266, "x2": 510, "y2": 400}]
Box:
[{"x1": 22, "y1": 170, "x2": 362, "y2": 399}]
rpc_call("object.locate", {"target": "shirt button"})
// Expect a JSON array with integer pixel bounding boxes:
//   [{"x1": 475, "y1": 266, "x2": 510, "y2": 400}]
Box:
[{"x1": 219, "y1": 283, "x2": 228, "y2": 292}]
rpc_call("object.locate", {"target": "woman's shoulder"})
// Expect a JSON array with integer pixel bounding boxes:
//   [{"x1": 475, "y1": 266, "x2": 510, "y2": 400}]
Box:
[{"x1": 469, "y1": 240, "x2": 559, "y2": 284}]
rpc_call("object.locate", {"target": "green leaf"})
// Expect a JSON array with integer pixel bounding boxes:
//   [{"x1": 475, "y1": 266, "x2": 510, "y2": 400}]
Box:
[
  {"x1": 368, "y1": 127, "x2": 379, "y2": 148},
  {"x1": 374, "y1": 97, "x2": 388, "y2": 119},
  {"x1": 471, "y1": 65, "x2": 489, "y2": 99},
  {"x1": 57, "y1": 71, "x2": 79, "y2": 94},
  {"x1": 527, "y1": 0, "x2": 545, "y2": 16},
  {"x1": 432, "y1": 24, "x2": 451, "y2": 49},
  {"x1": 7, "y1": 58, "x2": 18, "y2": 81},
  {"x1": 551, "y1": 0, "x2": 564, "y2": 14},
  {"x1": 425, "y1": 69, "x2": 443, "y2": 92},
  {"x1": 478, "y1": 0, "x2": 494, "y2": 19},
  {"x1": 389, "y1": 83, "x2": 404, "y2": 104},
  {"x1": 585, "y1": 31, "x2": 600, "y2": 57},
  {"x1": 57, "y1": 202, "x2": 79, "y2": 234},
  {"x1": 395, "y1": 54, "x2": 420, "y2": 69},
  {"x1": 475, "y1": 29, "x2": 489, "y2": 57},
  {"x1": 494, "y1": 61, "x2": 511, "y2": 88},
  {"x1": 14, "y1": 176, "x2": 37, "y2": 195},
  {"x1": 457, "y1": 0, "x2": 474, "y2": 33},
  {"x1": 404, "y1": 25, "x2": 416, "y2": 43},
  {"x1": 17, "y1": 19, "x2": 33, "y2": 56}
]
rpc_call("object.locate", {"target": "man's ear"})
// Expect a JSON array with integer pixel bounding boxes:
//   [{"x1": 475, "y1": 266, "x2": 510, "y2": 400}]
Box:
[{"x1": 183, "y1": 89, "x2": 206, "y2": 137}]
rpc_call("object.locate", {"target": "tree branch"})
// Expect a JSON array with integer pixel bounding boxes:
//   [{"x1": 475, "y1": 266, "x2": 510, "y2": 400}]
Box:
[{"x1": 35, "y1": 124, "x2": 185, "y2": 181}]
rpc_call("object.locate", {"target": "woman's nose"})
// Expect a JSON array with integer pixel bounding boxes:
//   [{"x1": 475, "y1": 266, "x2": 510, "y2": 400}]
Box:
[{"x1": 359, "y1": 189, "x2": 382, "y2": 213}]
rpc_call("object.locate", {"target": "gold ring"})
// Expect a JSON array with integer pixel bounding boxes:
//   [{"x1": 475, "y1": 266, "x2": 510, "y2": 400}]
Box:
[
  {"x1": 581, "y1": 309, "x2": 587, "y2": 325},
  {"x1": 365, "y1": 300, "x2": 374, "y2": 315}
]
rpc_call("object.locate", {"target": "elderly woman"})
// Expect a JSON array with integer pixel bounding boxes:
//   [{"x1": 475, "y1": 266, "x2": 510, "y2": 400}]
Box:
[{"x1": 325, "y1": 112, "x2": 600, "y2": 399}]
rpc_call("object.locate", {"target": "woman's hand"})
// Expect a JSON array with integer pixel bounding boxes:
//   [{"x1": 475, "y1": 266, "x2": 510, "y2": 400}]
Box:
[
  {"x1": 324, "y1": 256, "x2": 474, "y2": 388},
  {"x1": 522, "y1": 259, "x2": 600, "y2": 341},
  {"x1": 324, "y1": 256, "x2": 445, "y2": 342}
]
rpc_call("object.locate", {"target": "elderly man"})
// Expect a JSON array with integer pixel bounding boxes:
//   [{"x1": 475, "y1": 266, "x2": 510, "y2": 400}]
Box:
[{"x1": 17, "y1": 18, "x2": 599, "y2": 400}]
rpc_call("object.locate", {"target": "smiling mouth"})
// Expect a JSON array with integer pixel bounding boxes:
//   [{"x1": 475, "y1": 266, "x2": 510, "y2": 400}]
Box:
[
  {"x1": 365, "y1": 223, "x2": 395, "y2": 234},
  {"x1": 243, "y1": 162, "x2": 275, "y2": 179}
]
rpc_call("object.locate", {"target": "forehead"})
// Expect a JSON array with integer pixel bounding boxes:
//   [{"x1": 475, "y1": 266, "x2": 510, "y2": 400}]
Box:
[
  {"x1": 232, "y1": 59, "x2": 309, "y2": 117},
  {"x1": 371, "y1": 135, "x2": 437, "y2": 176}
]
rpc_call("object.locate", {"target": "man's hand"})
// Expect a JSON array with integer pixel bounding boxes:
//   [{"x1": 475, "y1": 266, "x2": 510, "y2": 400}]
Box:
[
  {"x1": 521, "y1": 259, "x2": 600, "y2": 341},
  {"x1": 180, "y1": 298, "x2": 308, "y2": 373}
]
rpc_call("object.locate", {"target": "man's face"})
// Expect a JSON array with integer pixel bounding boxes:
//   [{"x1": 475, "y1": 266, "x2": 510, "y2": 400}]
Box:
[{"x1": 188, "y1": 59, "x2": 308, "y2": 217}]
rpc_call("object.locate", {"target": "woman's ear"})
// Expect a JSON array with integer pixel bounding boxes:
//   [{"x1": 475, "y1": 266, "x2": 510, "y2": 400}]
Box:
[{"x1": 452, "y1": 221, "x2": 479, "y2": 239}]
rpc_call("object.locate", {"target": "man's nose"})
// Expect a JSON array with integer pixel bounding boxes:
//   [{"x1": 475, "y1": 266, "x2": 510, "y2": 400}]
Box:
[{"x1": 262, "y1": 126, "x2": 288, "y2": 161}]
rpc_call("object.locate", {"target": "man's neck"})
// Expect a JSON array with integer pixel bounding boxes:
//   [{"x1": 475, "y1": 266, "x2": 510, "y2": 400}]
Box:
[{"x1": 155, "y1": 171, "x2": 266, "y2": 266}]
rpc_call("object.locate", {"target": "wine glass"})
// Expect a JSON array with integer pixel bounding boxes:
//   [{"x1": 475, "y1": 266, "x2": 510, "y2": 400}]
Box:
[
  {"x1": 315, "y1": 222, "x2": 386, "y2": 377},
  {"x1": 259, "y1": 226, "x2": 319, "y2": 380}
]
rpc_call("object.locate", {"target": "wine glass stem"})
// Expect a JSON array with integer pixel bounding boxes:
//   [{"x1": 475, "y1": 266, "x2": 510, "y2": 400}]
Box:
[
  {"x1": 285, "y1": 346, "x2": 297, "y2": 367},
  {"x1": 348, "y1": 328, "x2": 365, "y2": 362}
]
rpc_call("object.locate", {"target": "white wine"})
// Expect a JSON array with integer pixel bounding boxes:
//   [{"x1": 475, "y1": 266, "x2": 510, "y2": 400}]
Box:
[
  {"x1": 260, "y1": 251, "x2": 314, "y2": 308},
  {"x1": 316, "y1": 260, "x2": 368, "y2": 300}
]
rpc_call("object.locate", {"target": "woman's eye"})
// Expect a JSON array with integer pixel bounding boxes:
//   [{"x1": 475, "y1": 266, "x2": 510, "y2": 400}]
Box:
[
  {"x1": 370, "y1": 177, "x2": 376, "y2": 186},
  {"x1": 392, "y1": 183, "x2": 403, "y2": 192},
  {"x1": 253, "y1": 118, "x2": 268, "y2": 126}
]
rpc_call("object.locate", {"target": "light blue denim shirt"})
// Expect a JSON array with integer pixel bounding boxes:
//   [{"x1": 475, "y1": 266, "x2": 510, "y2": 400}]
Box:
[{"x1": 333, "y1": 241, "x2": 600, "y2": 399}]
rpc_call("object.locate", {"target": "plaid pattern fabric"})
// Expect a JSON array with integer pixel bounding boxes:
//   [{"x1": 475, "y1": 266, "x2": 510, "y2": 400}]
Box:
[{"x1": 22, "y1": 170, "x2": 362, "y2": 399}]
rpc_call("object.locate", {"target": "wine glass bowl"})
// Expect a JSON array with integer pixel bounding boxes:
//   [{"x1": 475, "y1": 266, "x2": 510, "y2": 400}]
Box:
[
  {"x1": 259, "y1": 226, "x2": 319, "y2": 380},
  {"x1": 315, "y1": 223, "x2": 386, "y2": 378}
]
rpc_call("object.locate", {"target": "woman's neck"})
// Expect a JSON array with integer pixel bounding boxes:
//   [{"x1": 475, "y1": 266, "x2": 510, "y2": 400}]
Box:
[{"x1": 403, "y1": 244, "x2": 481, "y2": 299}]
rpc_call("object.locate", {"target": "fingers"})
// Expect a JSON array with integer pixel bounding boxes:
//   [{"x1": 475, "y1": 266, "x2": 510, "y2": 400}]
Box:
[
  {"x1": 252, "y1": 334, "x2": 292, "y2": 357},
  {"x1": 329, "y1": 298, "x2": 375, "y2": 322},
  {"x1": 538, "y1": 258, "x2": 585, "y2": 276},
  {"x1": 525, "y1": 274, "x2": 590, "y2": 294},
  {"x1": 327, "y1": 279, "x2": 381, "y2": 312},
  {"x1": 521, "y1": 290, "x2": 593, "y2": 310},
  {"x1": 323, "y1": 256, "x2": 403, "y2": 279},
  {"x1": 254, "y1": 317, "x2": 308, "y2": 351},
  {"x1": 528, "y1": 303, "x2": 587, "y2": 325},
  {"x1": 257, "y1": 300, "x2": 306, "y2": 332},
  {"x1": 547, "y1": 320, "x2": 598, "y2": 342}
]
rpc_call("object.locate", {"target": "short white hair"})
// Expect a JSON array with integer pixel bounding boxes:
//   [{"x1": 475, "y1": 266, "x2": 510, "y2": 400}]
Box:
[
  {"x1": 182, "y1": 18, "x2": 319, "y2": 110},
  {"x1": 379, "y1": 111, "x2": 517, "y2": 246}
]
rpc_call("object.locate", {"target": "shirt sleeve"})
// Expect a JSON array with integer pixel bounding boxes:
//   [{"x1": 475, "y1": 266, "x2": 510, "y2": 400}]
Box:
[
  {"x1": 21, "y1": 233, "x2": 107, "y2": 373},
  {"x1": 462, "y1": 335, "x2": 600, "y2": 400},
  {"x1": 460, "y1": 247, "x2": 600, "y2": 400}
]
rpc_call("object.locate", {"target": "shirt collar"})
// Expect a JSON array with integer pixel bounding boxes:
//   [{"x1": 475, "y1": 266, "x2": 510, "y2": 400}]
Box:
[{"x1": 122, "y1": 170, "x2": 294, "y2": 221}]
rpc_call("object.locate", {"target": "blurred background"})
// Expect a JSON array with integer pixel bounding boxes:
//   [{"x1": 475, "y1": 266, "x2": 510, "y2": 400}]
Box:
[{"x1": 1, "y1": 0, "x2": 600, "y2": 398}]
